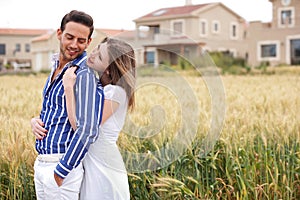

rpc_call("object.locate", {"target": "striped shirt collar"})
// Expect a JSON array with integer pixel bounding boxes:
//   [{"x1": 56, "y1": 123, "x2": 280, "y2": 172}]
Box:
[{"x1": 51, "y1": 51, "x2": 87, "y2": 71}]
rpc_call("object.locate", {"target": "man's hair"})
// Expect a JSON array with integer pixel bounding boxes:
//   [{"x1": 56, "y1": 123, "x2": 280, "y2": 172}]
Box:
[{"x1": 60, "y1": 10, "x2": 94, "y2": 39}]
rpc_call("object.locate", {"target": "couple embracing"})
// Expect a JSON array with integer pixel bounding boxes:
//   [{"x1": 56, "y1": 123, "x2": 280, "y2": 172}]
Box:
[{"x1": 31, "y1": 10, "x2": 135, "y2": 200}]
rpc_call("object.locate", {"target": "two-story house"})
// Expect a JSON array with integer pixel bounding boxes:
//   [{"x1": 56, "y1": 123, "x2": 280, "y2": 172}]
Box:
[
  {"x1": 133, "y1": 1, "x2": 247, "y2": 67},
  {"x1": 246, "y1": 0, "x2": 300, "y2": 66},
  {"x1": 0, "y1": 29, "x2": 49, "y2": 69},
  {"x1": 2, "y1": 0, "x2": 298, "y2": 71}
]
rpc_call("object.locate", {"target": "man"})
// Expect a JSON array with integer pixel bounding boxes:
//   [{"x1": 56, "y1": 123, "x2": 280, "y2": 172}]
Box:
[{"x1": 31, "y1": 10, "x2": 103, "y2": 199}]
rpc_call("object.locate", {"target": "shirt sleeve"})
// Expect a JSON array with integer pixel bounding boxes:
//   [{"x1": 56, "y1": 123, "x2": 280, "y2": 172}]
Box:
[
  {"x1": 54, "y1": 68, "x2": 104, "y2": 178},
  {"x1": 104, "y1": 84, "x2": 126, "y2": 104}
]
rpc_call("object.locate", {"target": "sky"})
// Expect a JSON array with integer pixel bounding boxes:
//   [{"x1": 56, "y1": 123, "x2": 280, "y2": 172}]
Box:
[{"x1": 0, "y1": 0, "x2": 272, "y2": 30}]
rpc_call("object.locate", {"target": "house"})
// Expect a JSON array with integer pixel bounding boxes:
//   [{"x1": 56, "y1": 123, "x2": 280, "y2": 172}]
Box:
[
  {"x1": 133, "y1": 1, "x2": 247, "y2": 67},
  {"x1": 30, "y1": 28, "x2": 130, "y2": 71},
  {"x1": 246, "y1": 0, "x2": 300, "y2": 66},
  {"x1": 0, "y1": 27, "x2": 136, "y2": 71},
  {"x1": 1, "y1": 0, "x2": 298, "y2": 71},
  {"x1": 0, "y1": 28, "x2": 49, "y2": 69}
]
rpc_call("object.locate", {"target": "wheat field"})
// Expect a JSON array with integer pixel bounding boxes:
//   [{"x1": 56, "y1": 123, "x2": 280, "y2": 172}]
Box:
[{"x1": 0, "y1": 69, "x2": 300, "y2": 199}]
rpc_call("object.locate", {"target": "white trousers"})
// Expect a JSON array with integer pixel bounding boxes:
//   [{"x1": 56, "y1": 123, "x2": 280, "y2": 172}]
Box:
[{"x1": 34, "y1": 158, "x2": 83, "y2": 200}]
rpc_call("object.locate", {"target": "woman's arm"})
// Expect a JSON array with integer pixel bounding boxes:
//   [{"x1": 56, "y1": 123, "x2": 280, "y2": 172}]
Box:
[
  {"x1": 63, "y1": 67, "x2": 120, "y2": 131},
  {"x1": 102, "y1": 99, "x2": 119, "y2": 124},
  {"x1": 99, "y1": 70, "x2": 120, "y2": 124},
  {"x1": 63, "y1": 67, "x2": 77, "y2": 130},
  {"x1": 64, "y1": 85, "x2": 77, "y2": 130}
]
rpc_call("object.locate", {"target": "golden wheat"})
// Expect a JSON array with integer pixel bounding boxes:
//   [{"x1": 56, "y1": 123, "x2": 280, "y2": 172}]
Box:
[{"x1": 1, "y1": 70, "x2": 300, "y2": 199}]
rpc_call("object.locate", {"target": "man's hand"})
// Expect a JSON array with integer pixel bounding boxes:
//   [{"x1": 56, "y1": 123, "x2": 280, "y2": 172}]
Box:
[
  {"x1": 54, "y1": 173, "x2": 64, "y2": 187},
  {"x1": 31, "y1": 117, "x2": 47, "y2": 140}
]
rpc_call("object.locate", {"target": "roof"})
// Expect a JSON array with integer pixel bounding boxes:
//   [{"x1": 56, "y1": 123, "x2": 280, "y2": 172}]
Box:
[
  {"x1": 134, "y1": 2, "x2": 245, "y2": 23},
  {"x1": 0, "y1": 28, "x2": 49, "y2": 36},
  {"x1": 115, "y1": 30, "x2": 136, "y2": 38},
  {"x1": 31, "y1": 31, "x2": 54, "y2": 42},
  {"x1": 134, "y1": 3, "x2": 211, "y2": 21},
  {"x1": 31, "y1": 28, "x2": 133, "y2": 42},
  {"x1": 96, "y1": 28, "x2": 129, "y2": 36}
]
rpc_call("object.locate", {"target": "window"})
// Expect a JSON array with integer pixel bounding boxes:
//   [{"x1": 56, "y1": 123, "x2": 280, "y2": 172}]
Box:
[
  {"x1": 230, "y1": 22, "x2": 238, "y2": 40},
  {"x1": 230, "y1": 22, "x2": 239, "y2": 40},
  {"x1": 146, "y1": 51, "x2": 155, "y2": 64},
  {"x1": 0, "y1": 44, "x2": 5, "y2": 55},
  {"x1": 278, "y1": 7, "x2": 295, "y2": 28},
  {"x1": 154, "y1": 26, "x2": 160, "y2": 34},
  {"x1": 25, "y1": 44, "x2": 30, "y2": 52},
  {"x1": 232, "y1": 25, "x2": 236, "y2": 37},
  {"x1": 173, "y1": 22, "x2": 183, "y2": 34},
  {"x1": 212, "y1": 20, "x2": 220, "y2": 34},
  {"x1": 261, "y1": 44, "x2": 276, "y2": 58},
  {"x1": 15, "y1": 43, "x2": 21, "y2": 52},
  {"x1": 153, "y1": 9, "x2": 167, "y2": 16},
  {"x1": 171, "y1": 20, "x2": 184, "y2": 36},
  {"x1": 199, "y1": 19, "x2": 208, "y2": 37},
  {"x1": 201, "y1": 21, "x2": 206, "y2": 35},
  {"x1": 281, "y1": 10, "x2": 292, "y2": 25},
  {"x1": 257, "y1": 41, "x2": 280, "y2": 61}
]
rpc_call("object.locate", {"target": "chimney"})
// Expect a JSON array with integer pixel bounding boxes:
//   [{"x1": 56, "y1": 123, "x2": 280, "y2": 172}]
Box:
[{"x1": 185, "y1": 0, "x2": 192, "y2": 5}]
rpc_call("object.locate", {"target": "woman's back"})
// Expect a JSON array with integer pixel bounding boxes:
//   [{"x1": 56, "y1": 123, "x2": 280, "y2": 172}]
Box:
[{"x1": 80, "y1": 84, "x2": 130, "y2": 200}]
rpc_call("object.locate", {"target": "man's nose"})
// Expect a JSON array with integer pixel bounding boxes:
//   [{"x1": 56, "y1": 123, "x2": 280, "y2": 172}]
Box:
[{"x1": 70, "y1": 39, "x2": 78, "y2": 48}]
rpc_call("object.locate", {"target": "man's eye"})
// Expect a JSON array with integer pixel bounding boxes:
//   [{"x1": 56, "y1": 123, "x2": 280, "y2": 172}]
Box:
[{"x1": 78, "y1": 40, "x2": 86, "y2": 44}]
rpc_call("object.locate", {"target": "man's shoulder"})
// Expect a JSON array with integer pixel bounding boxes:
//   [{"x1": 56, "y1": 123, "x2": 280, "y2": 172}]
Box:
[{"x1": 76, "y1": 65, "x2": 94, "y2": 76}]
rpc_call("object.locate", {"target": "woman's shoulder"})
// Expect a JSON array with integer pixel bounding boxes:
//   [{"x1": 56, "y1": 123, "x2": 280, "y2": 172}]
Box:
[
  {"x1": 104, "y1": 84, "x2": 127, "y2": 102},
  {"x1": 104, "y1": 84, "x2": 125, "y2": 93}
]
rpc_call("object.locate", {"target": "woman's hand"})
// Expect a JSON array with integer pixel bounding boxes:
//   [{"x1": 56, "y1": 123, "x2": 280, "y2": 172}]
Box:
[{"x1": 63, "y1": 66, "x2": 77, "y2": 89}]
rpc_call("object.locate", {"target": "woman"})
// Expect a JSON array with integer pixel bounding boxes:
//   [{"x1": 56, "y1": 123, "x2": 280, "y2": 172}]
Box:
[{"x1": 63, "y1": 37, "x2": 135, "y2": 200}]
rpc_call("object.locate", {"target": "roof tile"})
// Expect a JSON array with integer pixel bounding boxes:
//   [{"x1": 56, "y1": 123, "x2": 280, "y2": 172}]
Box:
[{"x1": 136, "y1": 3, "x2": 211, "y2": 20}]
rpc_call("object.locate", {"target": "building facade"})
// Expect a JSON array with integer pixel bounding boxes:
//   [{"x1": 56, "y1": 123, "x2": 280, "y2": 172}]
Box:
[
  {"x1": 0, "y1": 0, "x2": 299, "y2": 71},
  {"x1": 133, "y1": 2, "x2": 247, "y2": 67},
  {"x1": 246, "y1": 0, "x2": 300, "y2": 66},
  {"x1": 0, "y1": 29, "x2": 49, "y2": 69}
]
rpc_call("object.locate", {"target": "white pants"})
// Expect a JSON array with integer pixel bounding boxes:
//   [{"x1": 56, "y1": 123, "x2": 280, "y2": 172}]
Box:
[{"x1": 34, "y1": 157, "x2": 83, "y2": 200}]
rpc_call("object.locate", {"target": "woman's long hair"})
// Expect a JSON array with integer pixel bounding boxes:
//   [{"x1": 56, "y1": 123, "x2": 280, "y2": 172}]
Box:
[{"x1": 99, "y1": 37, "x2": 136, "y2": 111}]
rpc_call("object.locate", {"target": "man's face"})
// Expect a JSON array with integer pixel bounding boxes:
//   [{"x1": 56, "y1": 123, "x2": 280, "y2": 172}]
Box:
[{"x1": 57, "y1": 21, "x2": 91, "y2": 63}]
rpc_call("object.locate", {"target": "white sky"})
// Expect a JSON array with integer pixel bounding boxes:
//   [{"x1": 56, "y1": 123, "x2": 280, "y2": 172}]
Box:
[{"x1": 0, "y1": 0, "x2": 272, "y2": 30}]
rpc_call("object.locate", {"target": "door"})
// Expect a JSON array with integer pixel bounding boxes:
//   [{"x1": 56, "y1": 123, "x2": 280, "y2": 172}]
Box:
[{"x1": 290, "y1": 39, "x2": 300, "y2": 65}]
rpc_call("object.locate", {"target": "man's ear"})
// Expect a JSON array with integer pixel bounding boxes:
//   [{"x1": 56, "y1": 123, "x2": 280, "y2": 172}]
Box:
[
  {"x1": 57, "y1": 29, "x2": 62, "y2": 40},
  {"x1": 86, "y1": 38, "x2": 92, "y2": 48}
]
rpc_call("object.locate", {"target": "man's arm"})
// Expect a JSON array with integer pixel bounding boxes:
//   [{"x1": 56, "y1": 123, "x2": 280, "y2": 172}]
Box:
[{"x1": 54, "y1": 69, "x2": 103, "y2": 182}]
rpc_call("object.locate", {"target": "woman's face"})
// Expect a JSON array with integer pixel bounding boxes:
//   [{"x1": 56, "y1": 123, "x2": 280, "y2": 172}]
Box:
[{"x1": 86, "y1": 42, "x2": 109, "y2": 73}]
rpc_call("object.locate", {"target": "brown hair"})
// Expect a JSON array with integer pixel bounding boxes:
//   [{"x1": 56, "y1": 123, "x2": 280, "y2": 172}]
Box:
[
  {"x1": 60, "y1": 10, "x2": 94, "y2": 39},
  {"x1": 99, "y1": 37, "x2": 136, "y2": 111}
]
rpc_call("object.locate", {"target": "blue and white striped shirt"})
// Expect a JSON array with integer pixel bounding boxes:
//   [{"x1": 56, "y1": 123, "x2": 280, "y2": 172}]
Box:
[{"x1": 36, "y1": 51, "x2": 104, "y2": 178}]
